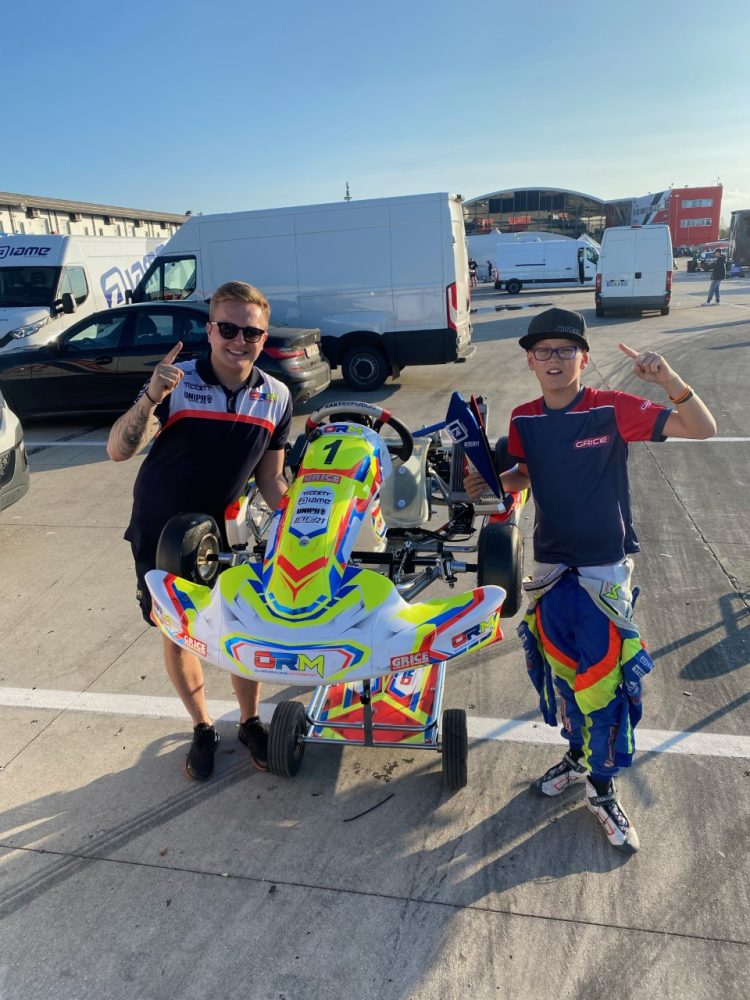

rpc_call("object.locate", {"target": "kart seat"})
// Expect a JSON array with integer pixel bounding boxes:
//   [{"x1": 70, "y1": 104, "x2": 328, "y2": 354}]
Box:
[{"x1": 379, "y1": 437, "x2": 430, "y2": 529}]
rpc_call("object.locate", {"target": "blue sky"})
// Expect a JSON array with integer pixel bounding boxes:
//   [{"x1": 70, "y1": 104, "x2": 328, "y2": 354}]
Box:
[{"x1": 4, "y1": 1, "x2": 748, "y2": 221}]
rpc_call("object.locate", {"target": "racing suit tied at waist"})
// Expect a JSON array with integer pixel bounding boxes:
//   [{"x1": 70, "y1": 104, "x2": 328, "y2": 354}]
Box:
[{"x1": 517, "y1": 561, "x2": 654, "y2": 767}]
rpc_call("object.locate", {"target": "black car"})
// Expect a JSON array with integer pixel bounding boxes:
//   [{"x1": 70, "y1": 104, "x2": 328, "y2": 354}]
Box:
[{"x1": 0, "y1": 302, "x2": 330, "y2": 419}]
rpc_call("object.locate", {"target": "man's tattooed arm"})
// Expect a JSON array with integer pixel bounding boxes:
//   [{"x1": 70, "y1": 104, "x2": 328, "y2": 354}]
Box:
[{"x1": 107, "y1": 394, "x2": 162, "y2": 462}]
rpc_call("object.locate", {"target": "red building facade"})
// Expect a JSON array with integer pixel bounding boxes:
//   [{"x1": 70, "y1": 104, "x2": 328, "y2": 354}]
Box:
[{"x1": 632, "y1": 186, "x2": 722, "y2": 246}]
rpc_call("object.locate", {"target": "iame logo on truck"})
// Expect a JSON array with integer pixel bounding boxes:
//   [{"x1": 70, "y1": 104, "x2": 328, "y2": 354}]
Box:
[{"x1": 0, "y1": 245, "x2": 51, "y2": 259}]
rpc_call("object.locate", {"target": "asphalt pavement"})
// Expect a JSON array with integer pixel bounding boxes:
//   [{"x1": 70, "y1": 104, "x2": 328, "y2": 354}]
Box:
[{"x1": 1, "y1": 270, "x2": 748, "y2": 1000}]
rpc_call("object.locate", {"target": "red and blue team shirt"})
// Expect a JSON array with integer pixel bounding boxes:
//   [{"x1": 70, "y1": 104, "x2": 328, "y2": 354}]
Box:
[
  {"x1": 125, "y1": 352, "x2": 292, "y2": 559},
  {"x1": 507, "y1": 386, "x2": 672, "y2": 566}
]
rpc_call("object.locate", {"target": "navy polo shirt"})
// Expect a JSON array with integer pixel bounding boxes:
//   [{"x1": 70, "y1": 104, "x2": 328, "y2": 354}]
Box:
[
  {"x1": 508, "y1": 386, "x2": 671, "y2": 566},
  {"x1": 124, "y1": 353, "x2": 292, "y2": 560}
]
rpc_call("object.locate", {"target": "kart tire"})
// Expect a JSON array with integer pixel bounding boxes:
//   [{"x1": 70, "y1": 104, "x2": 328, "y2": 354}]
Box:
[
  {"x1": 268, "y1": 701, "x2": 307, "y2": 778},
  {"x1": 156, "y1": 513, "x2": 221, "y2": 587},
  {"x1": 477, "y1": 521, "x2": 523, "y2": 618},
  {"x1": 441, "y1": 708, "x2": 468, "y2": 789},
  {"x1": 341, "y1": 344, "x2": 388, "y2": 392}
]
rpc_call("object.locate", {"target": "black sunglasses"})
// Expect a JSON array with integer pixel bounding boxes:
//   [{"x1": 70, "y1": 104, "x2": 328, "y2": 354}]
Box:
[{"x1": 210, "y1": 321, "x2": 267, "y2": 343}]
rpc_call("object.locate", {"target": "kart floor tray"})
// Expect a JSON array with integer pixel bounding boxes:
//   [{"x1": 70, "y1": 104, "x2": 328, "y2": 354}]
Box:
[{"x1": 306, "y1": 663, "x2": 442, "y2": 746}]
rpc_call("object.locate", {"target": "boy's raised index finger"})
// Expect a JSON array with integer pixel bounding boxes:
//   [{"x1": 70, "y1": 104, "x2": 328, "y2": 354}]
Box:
[
  {"x1": 163, "y1": 341, "x2": 184, "y2": 364},
  {"x1": 618, "y1": 342, "x2": 641, "y2": 360}
]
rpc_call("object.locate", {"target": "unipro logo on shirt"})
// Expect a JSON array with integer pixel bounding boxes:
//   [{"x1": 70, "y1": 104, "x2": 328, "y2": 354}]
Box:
[{"x1": 574, "y1": 435, "x2": 610, "y2": 449}]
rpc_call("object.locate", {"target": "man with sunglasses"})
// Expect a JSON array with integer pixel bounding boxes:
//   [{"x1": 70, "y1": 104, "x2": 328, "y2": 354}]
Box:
[
  {"x1": 108, "y1": 281, "x2": 292, "y2": 781},
  {"x1": 466, "y1": 307, "x2": 715, "y2": 852}
]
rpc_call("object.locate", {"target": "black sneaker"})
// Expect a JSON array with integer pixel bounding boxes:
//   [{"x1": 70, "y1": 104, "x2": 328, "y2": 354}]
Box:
[
  {"x1": 185, "y1": 723, "x2": 220, "y2": 781},
  {"x1": 238, "y1": 716, "x2": 268, "y2": 771}
]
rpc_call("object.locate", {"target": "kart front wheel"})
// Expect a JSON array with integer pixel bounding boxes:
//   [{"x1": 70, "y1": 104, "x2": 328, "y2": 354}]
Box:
[
  {"x1": 268, "y1": 701, "x2": 307, "y2": 778},
  {"x1": 441, "y1": 708, "x2": 468, "y2": 789},
  {"x1": 156, "y1": 513, "x2": 221, "y2": 586},
  {"x1": 477, "y1": 521, "x2": 523, "y2": 618}
]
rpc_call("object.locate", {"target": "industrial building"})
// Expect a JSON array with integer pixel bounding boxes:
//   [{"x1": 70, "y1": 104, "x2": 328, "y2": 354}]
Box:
[
  {"x1": 0, "y1": 191, "x2": 186, "y2": 241},
  {"x1": 464, "y1": 185, "x2": 722, "y2": 246}
]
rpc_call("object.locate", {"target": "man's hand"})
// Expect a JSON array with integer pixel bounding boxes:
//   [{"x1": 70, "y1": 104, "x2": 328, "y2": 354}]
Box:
[
  {"x1": 618, "y1": 342, "x2": 680, "y2": 391},
  {"x1": 148, "y1": 342, "x2": 185, "y2": 403}
]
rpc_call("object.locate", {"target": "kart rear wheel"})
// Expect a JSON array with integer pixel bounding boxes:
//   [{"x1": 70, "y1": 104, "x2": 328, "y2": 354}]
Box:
[
  {"x1": 477, "y1": 521, "x2": 523, "y2": 618},
  {"x1": 493, "y1": 435, "x2": 513, "y2": 474},
  {"x1": 441, "y1": 708, "x2": 468, "y2": 789},
  {"x1": 268, "y1": 701, "x2": 307, "y2": 778},
  {"x1": 156, "y1": 513, "x2": 221, "y2": 586}
]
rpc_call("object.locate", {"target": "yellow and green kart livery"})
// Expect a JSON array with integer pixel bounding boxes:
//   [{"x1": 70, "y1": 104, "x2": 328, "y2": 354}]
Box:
[{"x1": 146, "y1": 415, "x2": 506, "y2": 687}]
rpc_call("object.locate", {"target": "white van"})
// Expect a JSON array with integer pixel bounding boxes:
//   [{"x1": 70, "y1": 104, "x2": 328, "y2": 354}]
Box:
[
  {"x1": 595, "y1": 225, "x2": 673, "y2": 317},
  {"x1": 0, "y1": 235, "x2": 165, "y2": 353},
  {"x1": 130, "y1": 193, "x2": 473, "y2": 390},
  {"x1": 490, "y1": 238, "x2": 598, "y2": 294}
]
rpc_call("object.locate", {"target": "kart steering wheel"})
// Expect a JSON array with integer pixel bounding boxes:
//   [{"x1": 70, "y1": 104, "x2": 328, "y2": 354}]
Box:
[{"x1": 305, "y1": 400, "x2": 414, "y2": 462}]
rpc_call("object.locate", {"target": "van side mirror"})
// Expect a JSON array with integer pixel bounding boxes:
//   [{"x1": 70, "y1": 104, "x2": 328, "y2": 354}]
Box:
[{"x1": 61, "y1": 292, "x2": 77, "y2": 314}]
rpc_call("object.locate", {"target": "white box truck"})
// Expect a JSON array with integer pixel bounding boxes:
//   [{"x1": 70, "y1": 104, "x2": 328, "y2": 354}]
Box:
[
  {"x1": 595, "y1": 224, "x2": 673, "y2": 317},
  {"x1": 130, "y1": 192, "x2": 473, "y2": 390},
  {"x1": 0, "y1": 235, "x2": 164, "y2": 353},
  {"x1": 489, "y1": 237, "x2": 599, "y2": 294}
]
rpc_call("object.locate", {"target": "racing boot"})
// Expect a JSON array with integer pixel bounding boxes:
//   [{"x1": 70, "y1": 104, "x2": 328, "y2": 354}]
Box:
[
  {"x1": 585, "y1": 778, "x2": 640, "y2": 854},
  {"x1": 531, "y1": 751, "x2": 588, "y2": 797}
]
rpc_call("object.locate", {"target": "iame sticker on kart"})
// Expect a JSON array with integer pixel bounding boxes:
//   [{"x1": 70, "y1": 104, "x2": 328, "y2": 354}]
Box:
[{"x1": 290, "y1": 486, "x2": 334, "y2": 537}]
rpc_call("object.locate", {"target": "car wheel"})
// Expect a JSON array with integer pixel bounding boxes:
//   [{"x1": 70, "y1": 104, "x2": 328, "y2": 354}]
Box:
[
  {"x1": 341, "y1": 344, "x2": 388, "y2": 391},
  {"x1": 595, "y1": 306, "x2": 604, "y2": 318},
  {"x1": 156, "y1": 512, "x2": 221, "y2": 586},
  {"x1": 477, "y1": 520, "x2": 523, "y2": 618},
  {"x1": 441, "y1": 708, "x2": 468, "y2": 789},
  {"x1": 660, "y1": 307, "x2": 670, "y2": 316},
  {"x1": 268, "y1": 701, "x2": 307, "y2": 777},
  {"x1": 506, "y1": 280, "x2": 522, "y2": 295}
]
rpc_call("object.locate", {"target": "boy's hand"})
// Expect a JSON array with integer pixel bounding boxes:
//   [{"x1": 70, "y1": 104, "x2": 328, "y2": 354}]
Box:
[
  {"x1": 618, "y1": 343, "x2": 680, "y2": 389},
  {"x1": 464, "y1": 470, "x2": 489, "y2": 500},
  {"x1": 147, "y1": 342, "x2": 184, "y2": 403}
]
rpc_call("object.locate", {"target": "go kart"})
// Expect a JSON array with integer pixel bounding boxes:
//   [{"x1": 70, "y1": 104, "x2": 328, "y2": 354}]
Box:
[{"x1": 146, "y1": 397, "x2": 527, "y2": 788}]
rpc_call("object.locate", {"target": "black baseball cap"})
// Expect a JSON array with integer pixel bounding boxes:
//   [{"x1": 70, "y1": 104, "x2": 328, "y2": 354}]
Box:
[{"x1": 519, "y1": 307, "x2": 590, "y2": 351}]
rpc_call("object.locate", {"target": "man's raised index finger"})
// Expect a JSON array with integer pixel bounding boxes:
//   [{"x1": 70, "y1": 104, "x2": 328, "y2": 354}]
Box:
[
  {"x1": 618, "y1": 343, "x2": 640, "y2": 360},
  {"x1": 163, "y1": 341, "x2": 184, "y2": 364}
]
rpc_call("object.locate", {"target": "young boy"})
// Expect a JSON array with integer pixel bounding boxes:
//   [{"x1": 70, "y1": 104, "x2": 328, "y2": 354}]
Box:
[{"x1": 466, "y1": 307, "x2": 716, "y2": 852}]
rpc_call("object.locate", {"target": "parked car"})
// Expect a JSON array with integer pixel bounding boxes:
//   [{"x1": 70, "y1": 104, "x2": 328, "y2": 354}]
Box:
[
  {"x1": 0, "y1": 302, "x2": 331, "y2": 420},
  {"x1": 0, "y1": 387, "x2": 30, "y2": 510}
]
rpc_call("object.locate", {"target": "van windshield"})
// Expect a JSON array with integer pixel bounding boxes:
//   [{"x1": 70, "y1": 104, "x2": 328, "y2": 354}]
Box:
[{"x1": 0, "y1": 266, "x2": 61, "y2": 308}]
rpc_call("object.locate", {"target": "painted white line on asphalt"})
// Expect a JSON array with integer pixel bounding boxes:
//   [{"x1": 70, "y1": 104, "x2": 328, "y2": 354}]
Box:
[
  {"x1": 468, "y1": 715, "x2": 750, "y2": 759},
  {"x1": 2, "y1": 687, "x2": 748, "y2": 760},
  {"x1": 26, "y1": 441, "x2": 108, "y2": 447}
]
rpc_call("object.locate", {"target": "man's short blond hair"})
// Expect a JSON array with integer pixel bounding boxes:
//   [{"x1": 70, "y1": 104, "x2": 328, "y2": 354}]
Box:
[{"x1": 209, "y1": 281, "x2": 271, "y2": 322}]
